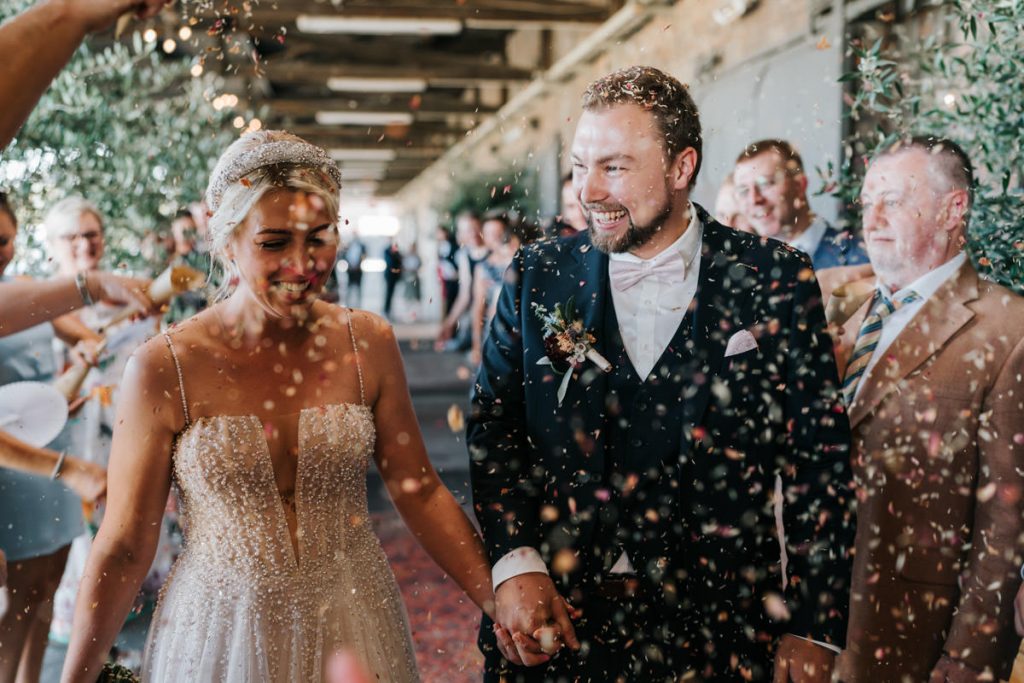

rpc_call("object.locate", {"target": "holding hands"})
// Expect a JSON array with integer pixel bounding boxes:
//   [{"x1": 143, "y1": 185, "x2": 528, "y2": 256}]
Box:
[
  {"x1": 492, "y1": 572, "x2": 581, "y2": 667},
  {"x1": 928, "y1": 654, "x2": 986, "y2": 683},
  {"x1": 773, "y1": 635, "x2": 835, "y2": 683}
]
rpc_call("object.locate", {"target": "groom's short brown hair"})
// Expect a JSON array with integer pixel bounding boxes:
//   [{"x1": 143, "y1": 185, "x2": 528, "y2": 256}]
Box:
[{"x1": 582, "y1": 66, "x2": 703, "y2": 187}]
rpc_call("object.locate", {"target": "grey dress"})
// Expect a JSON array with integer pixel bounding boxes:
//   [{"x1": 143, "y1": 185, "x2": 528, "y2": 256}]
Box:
[{"x1": 0, "y1": 276, "x2": 83, "y2": 561}]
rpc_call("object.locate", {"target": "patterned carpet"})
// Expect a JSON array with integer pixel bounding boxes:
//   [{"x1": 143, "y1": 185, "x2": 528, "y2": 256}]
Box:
[{"x1": 374, "y1": 512, "x2": 484, "y2": 683}]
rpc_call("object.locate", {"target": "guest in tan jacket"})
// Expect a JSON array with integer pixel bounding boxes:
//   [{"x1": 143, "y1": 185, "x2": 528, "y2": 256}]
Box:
[{"x1": 824, "y1": 137, "x2": 1024, "y2": 683}]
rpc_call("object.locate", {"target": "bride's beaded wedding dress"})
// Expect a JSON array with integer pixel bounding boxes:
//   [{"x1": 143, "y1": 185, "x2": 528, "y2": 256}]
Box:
[{"x1": 141, "y1": 331, "x2": 419, "y2": 682}]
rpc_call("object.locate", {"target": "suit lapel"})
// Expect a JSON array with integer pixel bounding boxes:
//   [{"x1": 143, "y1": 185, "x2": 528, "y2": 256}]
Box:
[
  {"x1": 556, "y1": 238, "x2": 610, "y2": 464},
  {"x1": 572, "y1": 240, "x2": 611, "y2": 365},
  {"x1": 680, "y1": 219, "x2": 734, "y2": 449},
  {"x1": 827, "y1": 277, "x2": 876, "y2": 379},
  {"x1": 848, "y1": 263, "x2": 978, "y2": 428}
]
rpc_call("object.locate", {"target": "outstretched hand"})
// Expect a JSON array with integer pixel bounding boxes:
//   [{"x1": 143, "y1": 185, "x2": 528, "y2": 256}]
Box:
[
  {"x1": 773, "y1": 635, "x2": 835, "y2": 683},
  {"x1": 66, "y1": 0, "x2": 172, "y2": 35},
  {"x1": 62, "y1": 457, "x2": 107, "y2": 504},
  {"x1": 493, "y1": 572, "x2": 580, "y2": 667},
  {"x1": 89, "y1": 271, "x2": 158, "y2": 317}
]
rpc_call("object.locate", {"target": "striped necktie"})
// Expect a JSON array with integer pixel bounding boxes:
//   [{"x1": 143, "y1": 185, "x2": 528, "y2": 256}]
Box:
[{"x1": 841, "y1": 290, "x2": 921, "y2": 406}]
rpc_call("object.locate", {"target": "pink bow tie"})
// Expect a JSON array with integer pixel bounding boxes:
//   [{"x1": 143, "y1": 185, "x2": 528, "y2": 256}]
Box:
[{"x1": 608, "y1": 253, "x2": 685, "y2": 291}]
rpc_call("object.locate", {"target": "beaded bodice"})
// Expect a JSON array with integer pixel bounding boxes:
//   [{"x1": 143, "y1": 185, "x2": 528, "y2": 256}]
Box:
[{"x1": 171, "y1": 403, "x2": 376, "y2": 591}]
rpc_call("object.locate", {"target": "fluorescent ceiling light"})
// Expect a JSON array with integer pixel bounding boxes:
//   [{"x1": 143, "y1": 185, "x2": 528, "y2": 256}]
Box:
[
  {"x1": 296, "y1": 16, "x2": 462, "y2": 35},
  {"x1": 316, "y1": 111, "x2": 414, "y2": 126},
  {"x1": 330, "y1": 148, "x2": 397, "y2": 162},
  {"x1": 327, "y1": 77, "x2": 427, "y2": 93}
]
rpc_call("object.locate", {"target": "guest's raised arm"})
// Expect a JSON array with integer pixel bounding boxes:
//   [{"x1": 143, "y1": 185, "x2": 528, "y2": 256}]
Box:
[{"x1": 0, "y1": 0, "x2": 169, "y2": 149}]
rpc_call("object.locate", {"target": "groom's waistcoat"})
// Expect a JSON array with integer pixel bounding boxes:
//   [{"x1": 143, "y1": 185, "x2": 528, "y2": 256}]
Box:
[{"x1": 597, "y1": 284, "x2": 695, "y2": 578}]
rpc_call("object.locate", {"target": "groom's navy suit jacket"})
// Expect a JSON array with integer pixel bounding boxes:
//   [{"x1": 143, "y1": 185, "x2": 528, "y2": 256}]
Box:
[{"x1": 469, "y1": 207, "x2": 854, "y2": 655}]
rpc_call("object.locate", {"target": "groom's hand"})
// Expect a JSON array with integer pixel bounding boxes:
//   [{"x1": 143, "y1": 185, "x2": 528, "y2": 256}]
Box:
[
  {"x1": 493, "y1": 572, "x2": 580, "y2": 666},
  {"x1": 773, "y1": 634, "x2": 835, "y2": 683}
]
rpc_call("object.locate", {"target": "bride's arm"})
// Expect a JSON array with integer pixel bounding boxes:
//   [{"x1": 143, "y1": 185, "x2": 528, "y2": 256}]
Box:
[
  {"x1": 60, "y1": 340, "x2": 178, "y2": 683},
  {"x1": 362, "y1": 314, "x2": 495, "y2": 620}
]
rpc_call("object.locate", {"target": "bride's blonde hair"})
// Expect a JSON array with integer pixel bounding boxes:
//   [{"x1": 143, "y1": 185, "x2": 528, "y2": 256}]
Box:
[{"x1": 205, "y1": 130, "x2": 343, "y2": 299}]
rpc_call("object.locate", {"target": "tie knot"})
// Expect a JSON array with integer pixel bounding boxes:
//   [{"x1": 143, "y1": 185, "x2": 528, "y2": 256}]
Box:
[{"x1": 874, "y1": 290, "x2": 920, "y2": 319}]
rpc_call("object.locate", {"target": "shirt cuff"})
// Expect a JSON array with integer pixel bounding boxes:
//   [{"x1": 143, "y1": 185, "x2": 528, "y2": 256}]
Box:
[
  {"x1": 792, "y1": 635, "x2": 842, "y2": 655},
  {"x1": 491, "y1": 547, "x2": 549, "y2": 588}
]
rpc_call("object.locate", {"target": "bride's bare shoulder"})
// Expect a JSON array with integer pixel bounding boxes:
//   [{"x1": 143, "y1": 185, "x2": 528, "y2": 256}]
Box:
[
  {"x1": 314, "y1": 303, "x2": 393, "y2": 347},
  {"x1": 127, "y1": 315, "x2": 215, "y2": 386},
  {"x1": 341, "y1": 306, "x2": 395, "y2": 349}
]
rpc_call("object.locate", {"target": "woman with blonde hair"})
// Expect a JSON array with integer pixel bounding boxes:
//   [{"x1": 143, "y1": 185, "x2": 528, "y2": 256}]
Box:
[{"x1": 60, "y1": 131, "x2": 494, "y2": 683}]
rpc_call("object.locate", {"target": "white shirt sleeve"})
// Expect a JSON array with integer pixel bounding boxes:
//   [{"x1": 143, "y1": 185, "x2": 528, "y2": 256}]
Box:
[
  {"x1": 491, "y1": 547, "x2": 549, "y2": 589},
  {"x1": 793, "y1": 635, "x2": 842, "y2": 654}
]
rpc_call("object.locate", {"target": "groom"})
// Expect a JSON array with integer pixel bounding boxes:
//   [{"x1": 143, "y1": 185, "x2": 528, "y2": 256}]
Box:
[{"x1": 469, "y1": 66, "x2": 854, "y2": 681}]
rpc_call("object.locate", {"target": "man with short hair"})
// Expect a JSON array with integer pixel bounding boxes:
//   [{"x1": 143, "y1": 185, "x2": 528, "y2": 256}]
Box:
[
  {"x1": 827, "y1": 137, "x2": 1024, "y2": 682},
  {"x1": 470, "y1": 65, "x2": 854, "y2": 682},
  {"x1": 733, "y1": 139, "x2": 867, "y2": 269}
]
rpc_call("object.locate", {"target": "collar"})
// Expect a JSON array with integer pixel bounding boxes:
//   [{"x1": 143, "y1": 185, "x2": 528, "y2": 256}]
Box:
[
  {"x1": 877, "y1": 251, "x2": 967, "y2": 301},
  {"x1": 608, "y1": 201, "x2": 701, "y2": 266},
  {"x1": 787, "y1": 216, "x2": 828, "y2": 256}
]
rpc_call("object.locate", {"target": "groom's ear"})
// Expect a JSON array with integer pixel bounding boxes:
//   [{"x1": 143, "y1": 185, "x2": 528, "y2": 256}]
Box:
[{"x1": 669, "y1": 147, "x2": 698, "y2": 191}]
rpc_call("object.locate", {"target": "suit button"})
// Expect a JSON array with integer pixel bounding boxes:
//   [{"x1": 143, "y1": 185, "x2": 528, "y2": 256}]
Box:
[{"x1": 631, "y1": 438, "x2": 644, "y2": 448}]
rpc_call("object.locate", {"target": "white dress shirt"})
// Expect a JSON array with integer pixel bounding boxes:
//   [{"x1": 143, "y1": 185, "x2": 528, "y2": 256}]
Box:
[
  {"x1": 853, "y1": 251, "x2": 967, "y2": 402},
  {"x1": 787, "y1": 216, "x2": 828, "y2": 258},
  {"x1": 492, "y1": 205, "x2": 702, "y2": 585}
]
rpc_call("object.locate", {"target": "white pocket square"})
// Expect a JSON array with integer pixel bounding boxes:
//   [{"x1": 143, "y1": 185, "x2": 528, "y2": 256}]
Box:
[{"x1": 724, "y1": 329, "x2": 758, "y2": 357}]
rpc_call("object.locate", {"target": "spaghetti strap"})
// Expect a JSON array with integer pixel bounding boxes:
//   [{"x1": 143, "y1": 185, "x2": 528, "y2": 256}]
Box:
[
  {"x1": 345, "y1": 309, "x2": 366, "y2": 406},
  {"x1": 162, "y1": 331, "x2": 191, "y2": 428}
]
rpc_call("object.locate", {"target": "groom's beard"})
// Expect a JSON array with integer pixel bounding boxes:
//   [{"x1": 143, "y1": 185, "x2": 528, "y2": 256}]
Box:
[{"x1": 587, "y1": 191, "x2": 675, "y2": 255}]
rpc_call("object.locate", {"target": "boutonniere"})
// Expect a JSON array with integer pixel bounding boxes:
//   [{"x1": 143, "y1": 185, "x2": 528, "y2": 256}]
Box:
[{"x1": 532, "y1": 297, "x2": 611, "y2": 406}]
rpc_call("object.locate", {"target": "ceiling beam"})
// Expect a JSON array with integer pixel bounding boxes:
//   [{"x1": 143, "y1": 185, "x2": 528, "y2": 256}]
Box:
[
  {"x1": 263, "y1": 95, "x2": 497, "y2": 118},
  {"x1": 253, "y1": 33, "x2": 507, "y2": 64},
  {"x1": 201, "y1": 1, "x2": 613, "y2": 27},
  {"x1": 376, "y1": 179, "x2": 416, "y2": 195},
  {"x1": 304, "y1": 139, "x2": 449, "y2": 157},
  {"x1": 288, "y1": 121, "x2": 471, "y2": 142},
  {"x1": 263, "y1": 60, "x2": 534, "y2": 86}
]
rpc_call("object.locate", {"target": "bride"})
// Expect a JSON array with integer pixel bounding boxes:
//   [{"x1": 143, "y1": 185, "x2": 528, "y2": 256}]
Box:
[{"x1": 60, "y1": 131, "x2": 494, "y2": 682}]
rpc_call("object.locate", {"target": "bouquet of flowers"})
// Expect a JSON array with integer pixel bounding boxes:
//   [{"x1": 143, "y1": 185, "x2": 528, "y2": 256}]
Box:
[
  {"x1": 96, "y1": 662, "x2": 139, "y2": 683},
  {"x1": 532, "y1": 297, "x2": 611, "y2": 406}
]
